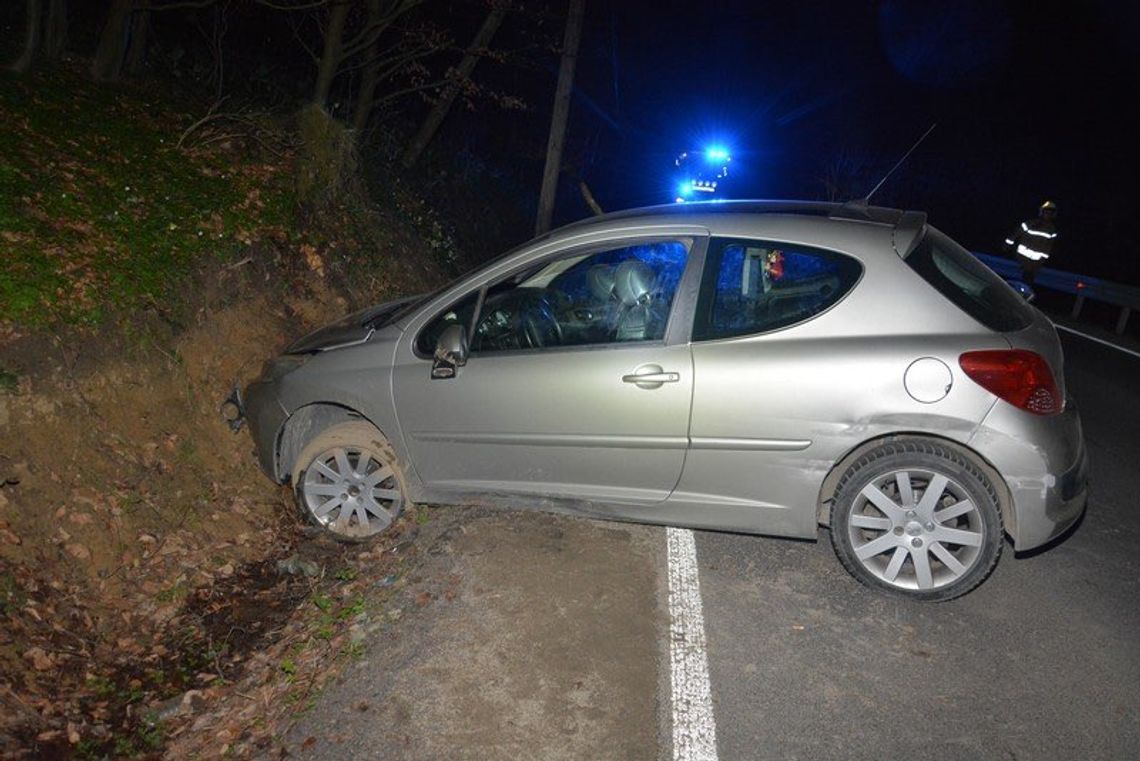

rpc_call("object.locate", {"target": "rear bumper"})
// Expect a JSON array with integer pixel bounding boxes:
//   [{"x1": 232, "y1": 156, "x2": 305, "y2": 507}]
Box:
[{"x1": 968, "y1": 399, "x2": 1088, "y2": 551}]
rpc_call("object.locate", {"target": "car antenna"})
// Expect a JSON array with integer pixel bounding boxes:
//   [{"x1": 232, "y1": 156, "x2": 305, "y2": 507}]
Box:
[{"x1": 859, "y1": 123, "x2": 937, "y2": 204}]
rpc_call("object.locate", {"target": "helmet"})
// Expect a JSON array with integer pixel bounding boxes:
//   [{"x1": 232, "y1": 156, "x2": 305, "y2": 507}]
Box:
[{"x1": 1039, "y1": 200, "x2": 1057, "y2": 213}]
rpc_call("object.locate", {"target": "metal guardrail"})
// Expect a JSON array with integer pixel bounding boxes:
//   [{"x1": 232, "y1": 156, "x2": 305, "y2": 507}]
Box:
[{"x1": 974, "y1": 252, "x2": 1140, "y2": 335}]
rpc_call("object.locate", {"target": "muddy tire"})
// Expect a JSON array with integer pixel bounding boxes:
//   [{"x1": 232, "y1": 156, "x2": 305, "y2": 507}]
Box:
[
  {"x1": 290, "y1": 421, "x2": 410, "y2": 542},
  {"x1": 830, "y1": 439, "x2": 1003, "y2": 602}
]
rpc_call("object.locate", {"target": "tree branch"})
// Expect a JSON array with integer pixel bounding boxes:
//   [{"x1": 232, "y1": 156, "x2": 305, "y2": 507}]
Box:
[
  {"x1": 138, "y1": 0, "x2": 220, "y2": 10},
  {"x1": 340, "y1": 0, "x2": 423, "y2": 59}
]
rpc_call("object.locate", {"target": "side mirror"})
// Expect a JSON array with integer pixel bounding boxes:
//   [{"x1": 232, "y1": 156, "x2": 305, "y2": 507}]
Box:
[{"x1": 432, "y1": 324, "x2": 468, "y2": 379}]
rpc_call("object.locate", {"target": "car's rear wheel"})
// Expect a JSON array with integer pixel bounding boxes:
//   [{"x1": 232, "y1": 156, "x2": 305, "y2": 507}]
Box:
[
  {"x1": 830, "y1": 439, "x2": 1003, "y2": 601},
  {"x1": 291, "y1": 421, "x2": 409, "y2": 542}
]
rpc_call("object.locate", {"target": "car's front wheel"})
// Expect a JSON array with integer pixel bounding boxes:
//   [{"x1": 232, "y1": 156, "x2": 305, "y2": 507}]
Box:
[
  {"x1": 291, "y1": 421, "x2": 409, "y2": 542},
  {"x1": 830, "y1": 439, "x2": 1003, "y2": 601}
]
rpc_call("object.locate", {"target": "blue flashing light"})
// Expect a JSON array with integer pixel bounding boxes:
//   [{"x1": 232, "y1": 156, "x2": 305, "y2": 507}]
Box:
[
  {"x1": 677, "y1": 181, "x2": 693, "y2": 198},
  {"x1": 705, "y1": 146, "x2": 729, "y2": 162}
]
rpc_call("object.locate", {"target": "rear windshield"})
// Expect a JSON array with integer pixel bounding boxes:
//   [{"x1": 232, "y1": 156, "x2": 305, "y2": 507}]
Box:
[{"x1": 905, "y1": 227, "x2": 1033, "y2": 332}]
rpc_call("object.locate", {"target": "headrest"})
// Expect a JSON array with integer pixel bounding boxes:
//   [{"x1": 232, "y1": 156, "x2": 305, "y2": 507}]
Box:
[
  {"x1": 614, "y1": 260, "x2": 654, "y2": 306},
  {"x1": 587, "y1": 265, "x2": 616, "y2": 301}
]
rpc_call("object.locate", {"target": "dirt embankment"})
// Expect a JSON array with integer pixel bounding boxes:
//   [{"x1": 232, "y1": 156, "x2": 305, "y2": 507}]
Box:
[{"x1": 0, "y1": 248, "x2": 444, "y2": 757}]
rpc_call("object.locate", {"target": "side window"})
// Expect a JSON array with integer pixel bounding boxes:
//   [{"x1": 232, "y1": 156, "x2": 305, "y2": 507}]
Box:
[
  {"x1": 694, "y1": 238, "x2": 861, "y2": 340},
  {"x1": 471, "y1": 239, "x2": 689, "y2": 352}
]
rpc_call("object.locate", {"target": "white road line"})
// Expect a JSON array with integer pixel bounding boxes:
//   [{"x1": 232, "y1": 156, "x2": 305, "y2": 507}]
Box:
[
  {"x1": 1055, "y1": 323, "x2": 1140, "y2": 360},
  {"x1": 667, "y1": 526, "x2": 719, "y2": 761}
]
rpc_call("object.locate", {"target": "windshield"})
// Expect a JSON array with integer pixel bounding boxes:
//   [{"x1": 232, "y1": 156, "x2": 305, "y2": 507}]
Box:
[
  {"x1": 371, "y1": 234, "x2": 557, "y2": 329},
  {"x1": 905, "y1": 227, "x2": 1033, "y2": 333}
]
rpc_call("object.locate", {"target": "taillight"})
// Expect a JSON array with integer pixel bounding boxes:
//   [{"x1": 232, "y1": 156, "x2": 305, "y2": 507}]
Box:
[{"x1": 959, "y1": 350, "x2": 1061, "y2": 415}]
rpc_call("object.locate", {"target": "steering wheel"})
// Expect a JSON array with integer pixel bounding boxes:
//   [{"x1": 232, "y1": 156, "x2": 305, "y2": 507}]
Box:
[{"x1": 520, "y1": 295, "x2": 563, "y2": 348}]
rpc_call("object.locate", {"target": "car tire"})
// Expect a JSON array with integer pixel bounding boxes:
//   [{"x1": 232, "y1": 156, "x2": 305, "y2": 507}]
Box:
[
  {"x1": 829, "y1": 439, "x2": 1003, "y2": 601},
  {"x1": 290, "y1": 420, "x2": 411, "y2": 542}
]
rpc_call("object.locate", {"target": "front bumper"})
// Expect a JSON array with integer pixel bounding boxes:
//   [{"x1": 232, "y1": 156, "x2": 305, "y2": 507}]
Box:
[
  {"x1": 243, "y1": 377, "x2": 289, "y2": 481},
  {"x1": 968, "y1": 399, "x2": 1089, "y2": 551}
]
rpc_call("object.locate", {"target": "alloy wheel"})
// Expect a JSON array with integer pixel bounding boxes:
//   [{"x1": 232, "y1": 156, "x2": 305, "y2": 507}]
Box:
[
  {"x1": 300, "y1": 445, "x2": 404, "y2": 539},
  {"x1": 844, "y1": 467, "x2": 985, "y2": 592}
]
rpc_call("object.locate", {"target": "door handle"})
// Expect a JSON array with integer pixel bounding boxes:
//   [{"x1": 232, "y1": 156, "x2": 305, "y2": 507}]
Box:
[
  {"x1": 622, "y1": 372, "x2": 679, "y2": 384},
  {"x1": 622, "y1": 364, "x2": 680, "y2": 388}
]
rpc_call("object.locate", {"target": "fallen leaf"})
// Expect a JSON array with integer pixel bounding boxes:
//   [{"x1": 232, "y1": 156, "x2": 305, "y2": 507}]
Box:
[
  {"x1": 66, "y1": 543, "x2": 91, "y2": 560},
  {"x1": 300, "y1": 244, "x2": 325, "y2": 277},
  {"x1": 24, "y1": 647, "x2": 54, "y2": 671}
]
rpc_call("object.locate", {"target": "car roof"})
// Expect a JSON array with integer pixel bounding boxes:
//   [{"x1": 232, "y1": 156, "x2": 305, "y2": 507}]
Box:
[{"x1": 551, "y1": 199, "x2": 929, "y2": 259}]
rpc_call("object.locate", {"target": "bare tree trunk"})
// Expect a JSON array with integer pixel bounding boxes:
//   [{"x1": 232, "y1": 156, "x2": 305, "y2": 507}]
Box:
[
  {"x1": 206, "y1": 2, "x2": 229, "y2": 100},
  {"x1": 578, "y1": 179, "x2": 604, "y2": 216},
  {"x1": 351, "y1": 0, "x2": 382, "y2": 134},
  {"x1": 399, "y1": 5, "x2": 507, "y2": 167},
  {"x1": 313, "y1": 0, "x2": 352, "y2": 107},
  {"x1": 535, "y1": 0, "x2": 585, "y2": 236},
  {"x1": 91, "y1": 0, "x2": 134, "y2": 82},
  {"x1": 42, "y1": 0, "x2": 67, "y2": 60},
  {"x1": 125, "y1": 7, "x2": 149, "y2": 74},
  {"x1": 10, "y1": 0, "x2": 43, "y2": 73}
]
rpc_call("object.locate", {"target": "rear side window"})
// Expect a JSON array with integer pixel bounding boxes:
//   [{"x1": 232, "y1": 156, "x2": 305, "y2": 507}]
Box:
[
  {"x1": 905, "y1": 227, "x2": 1032, "y2": 333},
  {"x1": 694, "y1": 238, "x2": 862, "y2": 340}
]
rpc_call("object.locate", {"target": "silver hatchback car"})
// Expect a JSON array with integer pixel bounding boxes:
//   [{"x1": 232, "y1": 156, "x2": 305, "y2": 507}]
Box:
[{"x1": 241, "y1": 201, "x2": 1088, "y2": 600}]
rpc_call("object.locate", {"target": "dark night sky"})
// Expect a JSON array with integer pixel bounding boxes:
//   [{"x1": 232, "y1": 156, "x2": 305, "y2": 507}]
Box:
[{"x1": 536, "y1": 0, "x2": 1139, "y2": 283}]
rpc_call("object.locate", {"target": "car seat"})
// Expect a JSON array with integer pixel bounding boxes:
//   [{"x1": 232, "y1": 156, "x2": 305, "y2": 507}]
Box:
[{"x1": 613, "y1": 260, "x2": 657, "y2": 341}]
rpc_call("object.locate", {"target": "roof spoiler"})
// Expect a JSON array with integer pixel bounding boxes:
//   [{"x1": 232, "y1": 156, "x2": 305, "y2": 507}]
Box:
[
  {"x1": 892, "y1": 211, "x2": 927, "y2": 259},
  {"x1": 830, "y1": 201, "x2": 926, "y2": 258}
]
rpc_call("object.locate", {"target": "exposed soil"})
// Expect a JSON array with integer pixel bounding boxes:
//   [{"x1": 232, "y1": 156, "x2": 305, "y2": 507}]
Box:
[{"x1": 0, "y1": 248, "x2": 444, "y2": 757}]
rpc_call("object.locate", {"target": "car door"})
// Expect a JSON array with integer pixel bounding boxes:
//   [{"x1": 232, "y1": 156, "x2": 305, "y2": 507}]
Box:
[
  {"x1": 667, "y1": 236, "x2": 868, "y2": 537},
  {"x1": 391, "y1": 234, "x2": 706, "y2": 505}
]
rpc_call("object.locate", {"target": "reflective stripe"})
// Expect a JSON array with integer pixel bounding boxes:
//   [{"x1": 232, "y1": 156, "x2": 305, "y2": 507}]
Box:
[
  {"x1": 1021, "y1": 222, "x2": 1029, "y2": 232},
  {"x1": 1017, "y1": 243, "x2": 1049, "y2": 261},
  {"x1": 1025, "y1": 228, "x2": 1057, "y2": 239},
  {"x1": 1004, "y1": 238, "x2": 1015, "y2": 245}
]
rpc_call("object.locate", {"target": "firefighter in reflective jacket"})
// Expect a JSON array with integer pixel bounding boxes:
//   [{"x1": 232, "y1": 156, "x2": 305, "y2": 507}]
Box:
[{"x1": 1005, "y1": 200, "x2": 1058, "y2": 286}]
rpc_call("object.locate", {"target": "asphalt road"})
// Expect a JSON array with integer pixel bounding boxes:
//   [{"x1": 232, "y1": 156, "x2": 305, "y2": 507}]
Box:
[
  {"x1": 695, "y1": 331, "x2": 1140, "y2": 760},
  {"x1": 288, "y1": 510, "x2": 662, "y2": 760}
]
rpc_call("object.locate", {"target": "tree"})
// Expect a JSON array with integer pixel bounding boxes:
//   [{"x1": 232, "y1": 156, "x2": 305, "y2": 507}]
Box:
[
  {"x1": 351, "y1": 0, "x2": 385, "y2": 131},
  {"x1": 310, "y1": 0, "x2": 431, "y2": 110},
  {"x1": 125, "y1": 5, "x2": 150, "y2": 74},
  {"x1": 535, "y1": 0, "x2": 585, "y2": 236},
  {"x1": 312, "y1": 0, "x2": 353, "y2": 106},
  {"x1": 10, "y1": 0, "x2": 43, "y2": 73},
  {"x1": 91, "y1": 0, "x2": 135, "y2": 81},
  {"x1": 43, "y1": 0, "x2": 68, "y2": 60},
  {"x1": 9, "y1": 0, "x2": 66, "y2": 72},
  {"x1": 399, "y1": 3, "x2": 507, "y2": 166}
]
